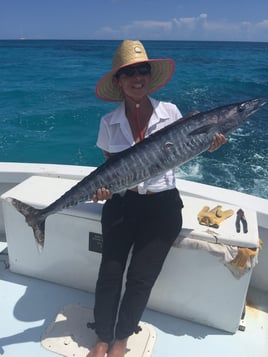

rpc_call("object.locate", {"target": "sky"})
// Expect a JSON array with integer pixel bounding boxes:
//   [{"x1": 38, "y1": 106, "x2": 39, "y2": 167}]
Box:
[{"x1": 0, "y1": 0, "x2": 268, "y2": 42}]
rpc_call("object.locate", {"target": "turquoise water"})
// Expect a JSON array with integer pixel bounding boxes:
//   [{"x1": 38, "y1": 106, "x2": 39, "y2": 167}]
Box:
[{"x1": 0, "y1": 40, "x2": 268, "y2": 198}]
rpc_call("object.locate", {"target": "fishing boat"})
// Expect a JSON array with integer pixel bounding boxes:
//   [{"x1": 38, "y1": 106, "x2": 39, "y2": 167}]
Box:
[{"x1": 0, "y1": 161, "x2": 267, "y2": 357}]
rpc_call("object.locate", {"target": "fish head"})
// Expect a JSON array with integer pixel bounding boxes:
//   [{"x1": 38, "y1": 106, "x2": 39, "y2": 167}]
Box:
[{"x1": 218, "y1": 98, "x2": 268, "y2": 135}]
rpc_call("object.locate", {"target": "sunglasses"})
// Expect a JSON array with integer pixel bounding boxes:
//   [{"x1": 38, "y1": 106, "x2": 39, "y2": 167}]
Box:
[{"x1": 115, "y1": 63, "x2": 151, "y2": 78}]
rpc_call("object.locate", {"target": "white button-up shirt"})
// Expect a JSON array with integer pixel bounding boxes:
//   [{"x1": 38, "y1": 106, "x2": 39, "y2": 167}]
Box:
[{"x1": 97, "y1": 97, "x2": 183, "y2": 194}]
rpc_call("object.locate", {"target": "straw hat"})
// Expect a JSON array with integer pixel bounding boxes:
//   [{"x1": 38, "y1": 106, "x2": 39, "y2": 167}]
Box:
[{"x1": 95, "y1": 40, "x2": 175, "y2": 102}]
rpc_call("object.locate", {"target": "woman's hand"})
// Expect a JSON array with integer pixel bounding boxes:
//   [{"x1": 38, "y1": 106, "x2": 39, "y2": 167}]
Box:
[
  {"x1": 92, "y1": 188, "x2": 112, "y2": 203},
  {"x1": 208, "y1": 134, "x2": 227, "y2": 152}
]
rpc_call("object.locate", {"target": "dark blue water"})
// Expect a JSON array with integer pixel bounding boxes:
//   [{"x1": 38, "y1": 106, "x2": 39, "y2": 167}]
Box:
[{"x1": 0, "y1": 40, "x2": 267, "y2": 198}]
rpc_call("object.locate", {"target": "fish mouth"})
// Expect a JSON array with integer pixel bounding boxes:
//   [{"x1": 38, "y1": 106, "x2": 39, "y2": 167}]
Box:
[
  {"x1": 239, "y1": 98, "x2": 268, "y2": 116},
  {"x1": 250, "y1": 98, "x2": 267, "y2": 110}
]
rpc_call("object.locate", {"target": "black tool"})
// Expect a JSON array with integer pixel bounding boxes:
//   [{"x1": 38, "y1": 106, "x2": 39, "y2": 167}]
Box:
[{"x1": 236, "y1": 209, "x2": 248, "y2": 233}]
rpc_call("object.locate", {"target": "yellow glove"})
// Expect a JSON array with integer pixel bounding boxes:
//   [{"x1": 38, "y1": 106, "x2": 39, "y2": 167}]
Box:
[{"x1": 197, "y1": 205, "x2": 234, "y2": 228}]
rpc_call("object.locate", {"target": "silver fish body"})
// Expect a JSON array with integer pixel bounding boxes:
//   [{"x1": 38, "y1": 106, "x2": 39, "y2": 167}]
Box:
[{"x1": 10, "y1": 98, "x2": 267, "y2": 248}]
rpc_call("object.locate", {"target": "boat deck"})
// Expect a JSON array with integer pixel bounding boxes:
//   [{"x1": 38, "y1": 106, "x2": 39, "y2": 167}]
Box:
[{"x1": 1, "y1": 242, "x2": 268, "y2": 357}]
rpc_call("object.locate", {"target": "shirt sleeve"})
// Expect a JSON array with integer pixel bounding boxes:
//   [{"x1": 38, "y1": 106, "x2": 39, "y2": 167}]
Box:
[
  {"x1": 169, "y1": 102, "x2": 183, "y2": 122},
  {"x1": 96, "y1": 117, "x2": 110, "y2": 152},
  {"x1": 176, "y1": 106, "x2": 183, "y2": 120}
]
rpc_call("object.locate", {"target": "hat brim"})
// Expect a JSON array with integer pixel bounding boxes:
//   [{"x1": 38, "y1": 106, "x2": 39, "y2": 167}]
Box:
[{"x1": 95, "y1": 59, "x2": 175, "y2": 102}]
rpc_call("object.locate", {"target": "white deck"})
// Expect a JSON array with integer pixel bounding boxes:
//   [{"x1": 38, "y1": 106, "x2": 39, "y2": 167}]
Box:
[{"x1": 1, "y1": 243, "x2": 268, "y2": 357}]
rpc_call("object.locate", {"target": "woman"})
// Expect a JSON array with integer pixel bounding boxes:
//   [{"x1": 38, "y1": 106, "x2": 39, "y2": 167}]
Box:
[{"x1": 87, "y1": 40, "x2": 226, "y2": 357}]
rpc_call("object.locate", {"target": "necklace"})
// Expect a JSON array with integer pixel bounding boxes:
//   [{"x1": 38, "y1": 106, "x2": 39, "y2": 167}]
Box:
[
  {"x1": 125, "y1": 94, "x2": 151, "y2": 142},
  {"x1": 135, "y1": 103, "x2": 145, "y2": 141}
]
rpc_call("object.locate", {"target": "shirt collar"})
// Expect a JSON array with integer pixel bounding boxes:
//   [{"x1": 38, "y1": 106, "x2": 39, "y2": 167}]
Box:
[
  {"x1": 149, "y1": 97, "x2": 171, "y2": 126},
  {"x1": 109, "y1": 102, "x2": 126, "y2": 125},
  {"x1": 109, "y1": 97, "x2": 170, "y2": 125}
]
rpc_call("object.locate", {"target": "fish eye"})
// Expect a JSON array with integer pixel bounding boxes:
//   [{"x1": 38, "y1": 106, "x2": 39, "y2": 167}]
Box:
[
  {"x1": 163, "y1": 141, "x2": 174, "y2": 149},
  {"x1": 238, "y1": 103, "x2": 246, "y2": 112}
]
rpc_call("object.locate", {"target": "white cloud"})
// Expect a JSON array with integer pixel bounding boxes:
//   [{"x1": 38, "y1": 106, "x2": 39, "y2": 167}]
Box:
[
  {"x1": 199, "y1": 13, "x2": 208, "y2": 20},
  {"x1": 173, "y1": 13, "x2": 207, "y2": 29},
  {"x1": 256, "y1": 19, "x2": 268, "y2": 28},
  {"x1": 95, "y1": 13, "x2": 268, "y2": 42},
  {"x1": 179, "y1": 17, "x2": 196, "y2": 25},
  {"x1": 202, "y1": 20, "x2": 239, "y2": 33}
]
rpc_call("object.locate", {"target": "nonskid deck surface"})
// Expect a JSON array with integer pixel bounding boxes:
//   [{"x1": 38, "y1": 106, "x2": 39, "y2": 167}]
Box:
[{"x1": 0, "y1": 248, "x2": 267, "y2": 357}]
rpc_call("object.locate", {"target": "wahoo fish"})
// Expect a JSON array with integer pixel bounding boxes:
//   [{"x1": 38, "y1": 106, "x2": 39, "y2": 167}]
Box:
[{"x1": 9, "y1": 98, "x2": 267, "y2": 249}]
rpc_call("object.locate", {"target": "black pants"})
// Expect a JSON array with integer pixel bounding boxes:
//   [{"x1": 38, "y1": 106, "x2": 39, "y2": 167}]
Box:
[{"x1": 93, "y1": 188, "x2": 183, "y2": 343}]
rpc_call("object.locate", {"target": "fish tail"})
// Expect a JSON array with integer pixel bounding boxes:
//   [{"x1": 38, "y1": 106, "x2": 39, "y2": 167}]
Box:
[{"x1": 8, "y1": 197, "x2": 46, "y2": 250}]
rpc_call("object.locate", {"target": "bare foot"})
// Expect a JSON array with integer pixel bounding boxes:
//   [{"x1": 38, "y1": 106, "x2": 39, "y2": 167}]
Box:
[
  {"x1": 107, "y1": 338, "x2": 128, "y2": 357},
  {"x1": 86, "y1": 340, "x2": 109, "y2": 357}
]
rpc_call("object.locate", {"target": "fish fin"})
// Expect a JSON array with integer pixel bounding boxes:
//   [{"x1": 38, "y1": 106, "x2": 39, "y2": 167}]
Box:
[
  {"x1": 188, "y1": 124, "x2": 214, "y2": 136},
  {"x1": 8, "y1": 197, "x2": 46, "y2": 250}
]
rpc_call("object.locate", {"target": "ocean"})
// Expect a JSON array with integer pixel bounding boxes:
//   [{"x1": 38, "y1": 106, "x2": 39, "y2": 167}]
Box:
[{"x1": 0, "y1": 40, "x2": 267, "y2": 199}]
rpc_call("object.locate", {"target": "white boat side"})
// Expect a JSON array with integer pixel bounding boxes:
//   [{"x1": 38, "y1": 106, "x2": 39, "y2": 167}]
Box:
[{"x1": 0, "y1": 162, "x2": 267, "y2": 357}]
